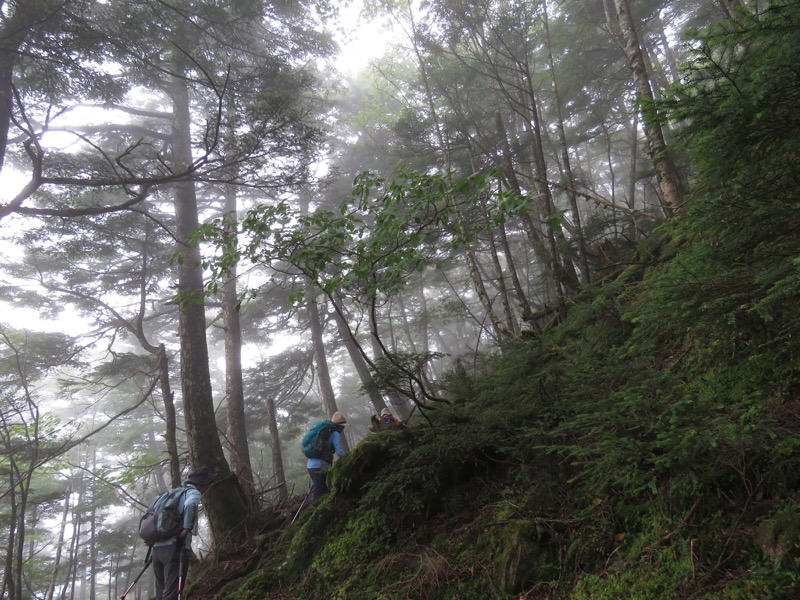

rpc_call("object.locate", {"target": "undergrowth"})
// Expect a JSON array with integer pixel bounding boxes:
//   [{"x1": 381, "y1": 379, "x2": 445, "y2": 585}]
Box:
[{"x1": 190, "y1": 4, "x2": 800, "y2": 597}]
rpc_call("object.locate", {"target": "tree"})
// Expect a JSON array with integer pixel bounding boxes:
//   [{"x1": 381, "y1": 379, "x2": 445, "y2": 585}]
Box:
[
  {"x1": 0, "y1": 328, "x2": 78, "y2": 600},
  {"x1": 609, "y1": 0, "x2": 684, "y2": 213}
]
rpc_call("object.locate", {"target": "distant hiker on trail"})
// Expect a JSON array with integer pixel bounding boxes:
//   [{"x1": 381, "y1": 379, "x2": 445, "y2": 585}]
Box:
[
  {"x1": 148, "y1": 466, "x2": 218, "y2": 600},
  {"x1": 303, "y1": 411, "x2": 348, "y2": 504},
  {"x1": 370, "y1": 407, "x2": 400, "y2": 432},
  {"x1": 379, "y1": 407, "x2": 399, "y2": 428}
]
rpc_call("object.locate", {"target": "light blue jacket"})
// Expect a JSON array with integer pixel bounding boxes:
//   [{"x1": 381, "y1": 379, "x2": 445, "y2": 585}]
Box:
[
  {"x1": 152, "y1": 484, "x2": 202, "y2": 550},
  {"x1": 306, "y1": 429, "x2": 346, "y2": 470}
]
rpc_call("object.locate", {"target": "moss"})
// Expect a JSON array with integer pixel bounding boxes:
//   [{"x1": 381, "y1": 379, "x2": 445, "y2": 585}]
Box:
[
  {"x1": 491, "y1": 519, "x2": 556, "y2": 594},
  {"x1": 305, "y1": 508, "x2": 394, "y2": 597},
  {"x1": 284, "y1": 497, "x2": 339, "y2": 578},
  {"x1": 216, "y1": 570, "x2": 282, "y2": 600}
]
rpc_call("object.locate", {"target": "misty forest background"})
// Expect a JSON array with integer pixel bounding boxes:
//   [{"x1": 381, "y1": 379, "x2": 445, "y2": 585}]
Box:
[{"x1": 2, "y1": 0, "x2": 798, "y2": 598}]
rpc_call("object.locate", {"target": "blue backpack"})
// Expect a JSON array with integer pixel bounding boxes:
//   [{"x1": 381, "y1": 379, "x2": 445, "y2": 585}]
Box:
[
  {"x1": 138, "y1": 487, "x2": 188, "y2": 544},
  {"x1": 301, "y1": 420, "x2": 336, "y2": 459}
]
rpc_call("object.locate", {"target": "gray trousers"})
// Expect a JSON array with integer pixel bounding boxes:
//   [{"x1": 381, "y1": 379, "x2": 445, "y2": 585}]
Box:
[{"x1": 152, "y1": 543, "x2": 190, "y2": 600}]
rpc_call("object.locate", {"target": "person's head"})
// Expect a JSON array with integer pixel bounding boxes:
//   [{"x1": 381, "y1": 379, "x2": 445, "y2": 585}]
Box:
[
  {"x1": 186, "y1": 466, "x2": 218, "y2": 493},
  {"x1": 380, "y1": 408, "x2": 391, "y2": 417},
  {"x1": 332, "y1": 411, "x2": 347, "y2": 427}
]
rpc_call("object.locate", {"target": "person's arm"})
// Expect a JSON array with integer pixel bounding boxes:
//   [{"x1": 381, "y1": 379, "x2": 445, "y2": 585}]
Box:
[
  {"x1": 331, "y1": 430, "x2": 346, "y2": 457},
  {"x1": 179, "y1": 487, "x2": 201, "y2": 538}
]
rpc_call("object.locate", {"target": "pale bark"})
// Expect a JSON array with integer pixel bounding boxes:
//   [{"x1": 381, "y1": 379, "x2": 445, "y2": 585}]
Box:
[
  {"x1": 44, "y1": 486, "x2": 71, "y2": 600},
  {"x1": 61, "y1": 477, "x2": 82, "y2": 600},
  {"x1": 222, "y1": 187, "x2": 255, "y2": 503},
  {"x1": 612, "y1": 0, "x2": 683, "y2": 213}
]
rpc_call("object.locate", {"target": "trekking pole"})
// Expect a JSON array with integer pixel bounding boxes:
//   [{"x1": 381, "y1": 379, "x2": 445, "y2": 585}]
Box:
[
  {"x1": 290, "y1": 482, "x2": 312, "y2": 525},
  {"x1": 177, "y1": 537, "x2": 187, "y2": 600},
  {"x1": 120, "y1": 546, "x2": 152, "y2": 600}
]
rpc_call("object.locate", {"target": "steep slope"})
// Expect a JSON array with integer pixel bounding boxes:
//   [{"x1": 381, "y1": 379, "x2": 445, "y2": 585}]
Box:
[{"x1": 185, "y1": 3, "x2": 800, "y2": 598}]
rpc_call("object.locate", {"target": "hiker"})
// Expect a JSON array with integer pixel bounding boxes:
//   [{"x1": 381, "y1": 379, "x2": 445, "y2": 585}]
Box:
[
  {"x1": 305, "y1": 411, "x2": 347, "y2": 503},
  {"x1": 370, "y1": 407, "x2": 400, "y2": 432},
  {"x1": 151, "y1": 466, "x2": 218, "y2": 600},
  {"x1": 378, "y1": 407, "x2": 399, "y2": 429}
]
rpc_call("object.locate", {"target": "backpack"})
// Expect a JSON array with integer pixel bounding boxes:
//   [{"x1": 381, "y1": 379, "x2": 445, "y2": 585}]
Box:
[
  {"x1": 138, "y1": 487, "x2": 189, "y2": 545},
  {"x1": 301, "y1": 420, "x2": 336, "y2": 460}
]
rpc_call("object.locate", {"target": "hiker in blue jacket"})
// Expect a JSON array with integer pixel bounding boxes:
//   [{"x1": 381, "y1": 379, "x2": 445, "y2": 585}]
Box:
[
  {"x1": 306, "y1": 411, "x2": 348, "y2": 503},
  {"x1": 152, "y1": 466, "x2": 218, "y2": 600}
]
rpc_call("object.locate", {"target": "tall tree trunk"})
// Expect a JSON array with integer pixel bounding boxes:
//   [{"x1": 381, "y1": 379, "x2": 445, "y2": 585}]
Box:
[
  {"x1": 2, "y1": 469, "x2": 15, "y2": 600},
  {"x1": 406, "y1": 4, "x2": 507, "y2": 339},
  {"x1": 494, "y1": 108, "x2": 565, "y2": 315},
  {"x1": 0, "y1": 3, "x2": 40, "y2": 171},
  {"x1": 395, "y1": 293, "x2": 419, "y2": 353},
  {"x1": 612, "y1": 0, "x2": 683, "y2": 213},
  {"x1": 307, "y1": 294, "x2": 349, "y2": 451},
  {"x1": 541, "y1": 2, "x2": 592, "y2": 283},
  {"x1": 88, "y1": 451, "x2": 97, "y2": 600},
  {"x1": 265, "y1": 396, "x2": 288, "y2": 502},
  {"x1": 626, "y1": 109, "x2": 640, "y2": 211},
  {"x1": 61, "y1": 476, "x2": 83, "y2": 600},
  {"x1": 45, "y1": 485, "x2": 71, "y2": 600},
  {"x1": 517, "y1": 67, "x2": 579, "y2": 300},
  {"x1": 169, "y1": 60, "x2": 246, "y2": 543},
  {"x1": 485, "y1": 226, "x2": 518, "y2": 335},
  {"x1": 222, "y1": 185, "x2": 255, "y2": 504}
]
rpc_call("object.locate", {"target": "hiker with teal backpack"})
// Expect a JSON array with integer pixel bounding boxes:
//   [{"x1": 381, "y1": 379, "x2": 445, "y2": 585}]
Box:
[
  {"x1": 302, "y1": 411, "x2": 348, "y2": 503},
  {"x1": 139, "y1": 466, "x2": 218, "y2": 600}
]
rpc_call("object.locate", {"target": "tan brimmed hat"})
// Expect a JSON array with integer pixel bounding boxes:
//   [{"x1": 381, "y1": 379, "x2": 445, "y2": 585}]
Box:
[{"x1": 332, "y1": 411, "x2": 347, "y2": 425}]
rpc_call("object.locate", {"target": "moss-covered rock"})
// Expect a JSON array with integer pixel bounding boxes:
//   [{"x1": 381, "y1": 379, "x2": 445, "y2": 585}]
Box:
[{"x1": 492, "y1": 519, "x2": 555, "y2": 594}]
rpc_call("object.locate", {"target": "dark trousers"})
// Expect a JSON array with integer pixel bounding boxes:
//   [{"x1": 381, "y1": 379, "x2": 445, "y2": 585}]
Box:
[
  {"x1": 307, "y1": 468, "x2": 329, "y2": 503},
  {"x1": 152, "y1": 543, "x2": 190, "y2": 600}
]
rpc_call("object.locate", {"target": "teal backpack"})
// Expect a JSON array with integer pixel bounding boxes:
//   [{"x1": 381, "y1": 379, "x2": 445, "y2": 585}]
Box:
[{"x1": 301, "y1": 420, "x2": 336, "y2": 459}]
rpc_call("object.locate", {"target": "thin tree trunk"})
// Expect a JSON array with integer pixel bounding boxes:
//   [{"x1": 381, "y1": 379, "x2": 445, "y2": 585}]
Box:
[
  {"x1": 517, "y1": 68, "x2": 579, "y2": 300},
  {"x1": 45, "y1": 485, "x2": 71, "y2": 600},
  {"x1": 222, "y1": 185, "x2": 255, "y2": 504},
  {"x1": 495, "y1": 107, "x2": 566, "y2": 315},
  {"x1": 612, "y1": 0, "x2": 683, "y2": 212},
  {"x1": 3, "y1": 468, "x2": 17, "y2": 600},
  {"x1": 369, "y1": 303, "x2": 413, "y2": 415},
  {"x1": 307, "y1": 294, "x2": 349, "y2": 451},
  {"x1": 156, "y1": 344, "x2": 181, "y2": 488},
  {"x1": 406, "y1": 5, "x2": 506, "y2": 339},
  {"x1": 541, "y1": 2, "x2": 591, "y2": 282},
  {"x1": 61, "y1": 477, "x2": 83, "y2": 600},
  {"x1": 331, "y1": 302, "x2": 389, "y2": 415},
  {"x1": 395, "y1": 293, "x2": 418, "y2": 353},
  {"x1": 88, "y1": 451, "x2": 97, "y2": 600},
  {"x1": 626, "y1": 109, "x2": 640, "y2": 211},
  {"x1": 130, "y1": 224, "x2": 181, "y2": 487},
  {"x1": 265, "y1": 396, "x2": 288, "y2": 502},
  {"x1": 485, "y1": 226, "x2": 518, "y2": 335}
]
